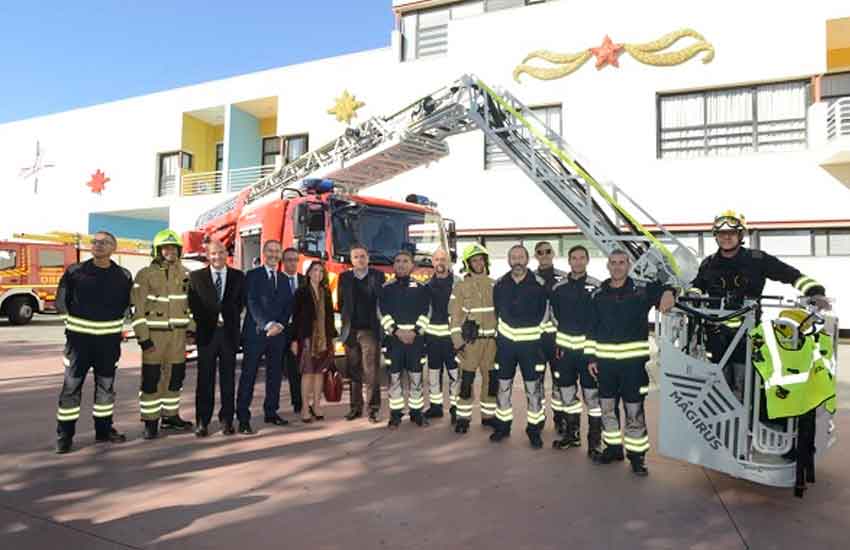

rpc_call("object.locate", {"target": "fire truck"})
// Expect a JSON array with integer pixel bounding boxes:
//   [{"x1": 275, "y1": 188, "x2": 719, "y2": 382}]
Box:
[
  {"x1": 186, "y1": 74, "x2": 840, "y2": 493},
  {"x1": 0, "y1": 232, "x2": 152, "y2": 325}
]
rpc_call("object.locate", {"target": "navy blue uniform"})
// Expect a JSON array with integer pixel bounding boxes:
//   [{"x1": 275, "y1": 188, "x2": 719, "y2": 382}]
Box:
[
  {"x1": 493, "y1": 270, "x2": 548, "y2": 436},
  {"x1": 587, "y1": 278, "x2": 670, "y2": 459},
  {"x1": 424, "y1": 275, "x2": 458, "y2": 415},
  {"x1": 379, "y1": 276, "x2": 430, "y2": 420}
]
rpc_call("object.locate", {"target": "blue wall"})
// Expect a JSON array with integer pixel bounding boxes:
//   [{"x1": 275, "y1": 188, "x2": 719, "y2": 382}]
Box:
[
  {"x1": 227, "y1": 105, "x2": 261, "y2": 171},
  {"x1": 88, "y1": 214, "x2": 167, "y2": 240}
]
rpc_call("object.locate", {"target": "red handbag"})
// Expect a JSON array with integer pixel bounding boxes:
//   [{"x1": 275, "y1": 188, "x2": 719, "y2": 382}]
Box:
[{"x1": 323, "y1": 364, "x2": 343, "y2": 402}]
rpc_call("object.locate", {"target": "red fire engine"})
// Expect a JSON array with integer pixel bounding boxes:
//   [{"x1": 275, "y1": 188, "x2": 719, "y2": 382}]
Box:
[{"x1": 183, "y1": 179, "x2": 457, "y2": 303}]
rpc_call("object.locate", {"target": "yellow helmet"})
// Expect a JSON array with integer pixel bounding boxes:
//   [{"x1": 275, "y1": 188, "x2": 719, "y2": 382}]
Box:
[
  {"x1": 772, "y1": 308, "x2": 819, "y2": 349},
  {"x1": 462, "y1": 243, "x2": 490, "y2": 273},
  {"x1": 713, "y1": 210, "x2": 747, "y2": 234},
  {"x1": 152, "y1": 229, "x2": 183, "y2": 258}
]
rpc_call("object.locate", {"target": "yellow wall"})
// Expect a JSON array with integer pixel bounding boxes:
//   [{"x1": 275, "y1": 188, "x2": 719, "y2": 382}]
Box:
[
  {"x1": 827, "y1": 17, "x2": 850, "y2": 71},
  {"x1": 259, "y1": 116, "x2": 278, "y2": 137},
  {"x1": 181, "y1": 114, "x2": 223, "y2": 173}
]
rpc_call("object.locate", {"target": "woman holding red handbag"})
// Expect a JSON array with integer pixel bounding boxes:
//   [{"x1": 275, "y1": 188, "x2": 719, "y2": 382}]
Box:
[{"x1": 290, "y1": 261, "x2": 338, "y2": 423}]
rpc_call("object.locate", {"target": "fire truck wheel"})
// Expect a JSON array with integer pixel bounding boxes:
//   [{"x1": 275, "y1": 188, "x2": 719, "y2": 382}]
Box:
[{"x1": 7, "y1": 296, "x2": 35, "y2": 325}]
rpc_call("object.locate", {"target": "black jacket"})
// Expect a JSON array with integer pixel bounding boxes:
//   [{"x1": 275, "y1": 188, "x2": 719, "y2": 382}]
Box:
[
  {"x1": 291, "y1": 284, "x2": 338, "y2": 346},
  {"x1": 692, "y1": 247, "x2": 825, "y2": 304},
  {"x1": 188, "y1": 266, "x2": 246, "y2": 347},
  {"x1": 337, "y1": 268, "x2": 386, "y2": 344},
  {"x1": 550, "y1": 273, "x2": 601, "y2": 338}
]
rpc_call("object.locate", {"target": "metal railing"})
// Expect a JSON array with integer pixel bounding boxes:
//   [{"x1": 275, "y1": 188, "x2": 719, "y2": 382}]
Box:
[
  {"x1": 228, "y1": 165, "x2": 275, "y2": 192},
  {"x1": 827, "y1": 97, "x2": 850, "y2": 142},
  {"x1": 181, "y1": 171, "x2": 223, "y2": 196}
]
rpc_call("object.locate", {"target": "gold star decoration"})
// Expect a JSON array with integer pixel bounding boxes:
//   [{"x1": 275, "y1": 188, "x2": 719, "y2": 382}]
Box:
[{"x1": 327, "y1": 90, "x2": 365, "y2": 125}]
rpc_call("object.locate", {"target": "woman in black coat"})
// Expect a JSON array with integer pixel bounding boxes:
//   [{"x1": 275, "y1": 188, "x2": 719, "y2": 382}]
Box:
[{"x1": 290, "y1": 261, "x2": 338, "y2": 422}]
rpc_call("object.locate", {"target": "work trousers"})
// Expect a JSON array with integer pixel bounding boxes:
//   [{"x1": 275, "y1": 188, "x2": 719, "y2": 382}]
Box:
[
  {"x1": 425, "y1": 335, "x2": 458, "y2": 411},
  {"x1": 387, "y1": 336, "x2": 425, "y2": 419},
  {"x1": 56, "y1": 333, "x2": 121, "y2": 438},
  {"x1": 552, "y1": 347, "x2": 601, "y2": 420},
  {"x1": 597, "y1": 357, "x2": 651, "y2": 457},
  {"x1": 456, "y1": 338, "x2": 497, "y2": 421},
  {"x1": 140, "y1": 330, "x2": 188, "y2": 421},
  {"x1": 494, "y1": 337, "x2": 546, "y2": 434}
]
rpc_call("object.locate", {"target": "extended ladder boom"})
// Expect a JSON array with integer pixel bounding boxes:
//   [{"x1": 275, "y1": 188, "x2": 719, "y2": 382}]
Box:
[{"x1": 196, "y1": 74, "x2": 697, "y2": 287}]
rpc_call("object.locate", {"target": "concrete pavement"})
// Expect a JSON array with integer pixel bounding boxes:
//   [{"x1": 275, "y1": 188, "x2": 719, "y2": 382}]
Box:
[{"x1": 1, "y1": 316, "x2": 847, "y2": 549}]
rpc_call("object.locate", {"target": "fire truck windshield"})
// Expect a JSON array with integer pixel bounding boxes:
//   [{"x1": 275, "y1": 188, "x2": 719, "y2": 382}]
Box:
[{"x1": 331, "y1": 200, "x2": 445, "y2": 266}]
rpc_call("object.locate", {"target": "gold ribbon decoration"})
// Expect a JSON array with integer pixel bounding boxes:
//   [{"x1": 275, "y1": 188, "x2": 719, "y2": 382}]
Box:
[{"x1": 514, "y1": 28, "x2": 714, "y2": 83}]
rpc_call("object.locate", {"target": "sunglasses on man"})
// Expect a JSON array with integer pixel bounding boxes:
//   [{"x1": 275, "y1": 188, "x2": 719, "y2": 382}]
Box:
[{"x1": 535, "y1": 248, "x2": 553, "y2": 256}]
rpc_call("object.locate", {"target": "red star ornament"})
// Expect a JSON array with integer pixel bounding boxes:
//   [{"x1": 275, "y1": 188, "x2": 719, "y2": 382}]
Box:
[
  {"x1": 87, "y1": 169, "x2": 110, "y2": 194},
  {"x1": 590, "y1": 35, "x2": 623, "y2": 69}
]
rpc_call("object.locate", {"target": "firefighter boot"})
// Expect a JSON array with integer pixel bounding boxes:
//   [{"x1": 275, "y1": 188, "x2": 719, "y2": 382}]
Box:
[
  {"x1": 593, "y1": 444, "x2": 625, "y2": 465},
  {"x1": 161, "y1": 415, "x2": 194, "y2": 431},
  {"x1": 143, "y1": 420, "x2": 159, "y2": 440},
  {"x1": 628, "y1": 452, "x2": 649, "y2": 477},
  {"x1": 554, "y1": 411, "x2": 566, "y2": 436},
  {"x1": 449, "y1": 405, "x2": 457, "y2": 425},
  {"x1": 587, "y1": 416, "x2": 604, "y2": 461},
  {"x1": 387, "y1": 411, "x2": 402, "y2": 430},
  {"x1": 424, "y1": 404, "x2": 444, "y2": 419},
  {"x1": 481, "y1": 417, "x2": 498, "y2": 429},
  {"x1": 55, "y1": 435, "x2": 72, "y2": 454},
  {"x1": 454, "y1": 418, "x2": 470, "y2": 434},
  {"x1": 411, "y1": 410, "x2": 428, "y2": 427},
  {"x1": 553, "y1": 413, "x2": 581, "y2": 450},
  {"x1": 526, "y1": 425, "x2": 544, "y2": 450}
]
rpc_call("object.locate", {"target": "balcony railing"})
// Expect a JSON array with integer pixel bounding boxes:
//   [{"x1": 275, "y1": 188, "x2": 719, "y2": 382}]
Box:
[
  {"x1": 827, "y1": 97, "x2": 850, "y2": 142},
  {"x1": 181, "y1": 171, "x2": 223, "y2": 196},
  {"x1": 228, "y1": 165, "x2": 275, "y2": 192},
  {"x1": 159, "y1": 165, "x2": 276, "y2": 197}
]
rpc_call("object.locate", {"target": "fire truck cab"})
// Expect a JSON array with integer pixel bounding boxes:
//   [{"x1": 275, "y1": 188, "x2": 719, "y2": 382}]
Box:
[
  {"x1": 184, "y1": 179, "x2": 457, "y2": 297},
  {"x1": 0, "y1": 241, "x2": 75, "y2": 325}
]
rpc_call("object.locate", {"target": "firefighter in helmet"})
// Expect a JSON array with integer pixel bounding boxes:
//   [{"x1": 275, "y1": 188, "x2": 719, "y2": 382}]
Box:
[
  {"x1": 131, "y1": 229, "x2": 196, "y2": 439},
  {"x1": 690, "y1": 210, "x2": 828, "y2": 401},
  {"x1": 449, "y1": 243, "x2": 498, "y2": 434}
]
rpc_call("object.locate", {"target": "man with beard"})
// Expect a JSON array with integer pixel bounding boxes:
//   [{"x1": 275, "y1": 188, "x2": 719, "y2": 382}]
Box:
[
  {"x1": 423, "y1": 248, "x2": 460, "y2": 422},
  {"x1": 491, "y1": 245, "x2": 549, "y2": 449}
]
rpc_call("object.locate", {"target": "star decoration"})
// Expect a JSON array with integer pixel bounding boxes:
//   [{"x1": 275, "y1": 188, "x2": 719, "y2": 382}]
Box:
[
  {"x1": 589, "y1": 35, "x2": 623, "y2": 69},
  {"x1": 327, "y1": 90, "x2": 365, "y2": 125},
  {"x1": 87, "y1": 169, "x2": 110, "y2": 194}
]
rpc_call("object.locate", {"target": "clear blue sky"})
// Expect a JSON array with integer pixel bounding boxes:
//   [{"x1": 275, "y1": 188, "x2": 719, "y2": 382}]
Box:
[{"x1": 0, "y1": 1, "x2": 393, "y2": 123}]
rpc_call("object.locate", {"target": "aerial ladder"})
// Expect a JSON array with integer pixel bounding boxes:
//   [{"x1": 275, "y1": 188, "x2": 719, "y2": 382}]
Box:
[{"x1": 197, "y1": 75, "x2": 838, "y2": 492}]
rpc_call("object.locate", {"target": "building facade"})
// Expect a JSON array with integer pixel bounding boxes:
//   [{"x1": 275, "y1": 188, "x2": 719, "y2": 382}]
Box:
[{"x1": 2, "y1": 0, "x2": 850, "y2": 320}]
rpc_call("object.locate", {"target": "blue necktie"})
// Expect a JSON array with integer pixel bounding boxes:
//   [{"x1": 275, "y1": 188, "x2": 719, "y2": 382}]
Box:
[{"x1": 215, "y1": 271, "x2": 223, "y2": 302}]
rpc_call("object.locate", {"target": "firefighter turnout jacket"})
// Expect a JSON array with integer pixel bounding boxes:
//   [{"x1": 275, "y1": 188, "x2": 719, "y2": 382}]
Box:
[
  {"x1": 586, "y1": 278, "x2": 671, "y2": 362},
  {"x1": 691, "y1": 247, "x2": 825, "y2": 305},
  {"x1": 131, "y1": 258, "x2": 196, "y2": 361},
  {"x1": 57, "y1": 259, "x2": 133, "y2": 336}
]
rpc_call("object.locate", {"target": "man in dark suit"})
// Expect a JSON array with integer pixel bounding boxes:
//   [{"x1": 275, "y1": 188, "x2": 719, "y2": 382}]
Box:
[
  {"x1": 188, "y1": 240, "x2": 245, "y2": 437},
  {"x1": 280, "y1": 247, "x2": 306, "y2": 414},
  {"x1": 338, "y1": 244, "x2": 386, "y2": 423},
  {"x1": 237, "y1": 240, "x2": 293, "y2": 433}
]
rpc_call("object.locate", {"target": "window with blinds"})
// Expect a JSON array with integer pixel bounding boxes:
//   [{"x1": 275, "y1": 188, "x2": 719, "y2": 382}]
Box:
[
  {"x1": 658, "y1": 80, "x2": 810, "y2": 158},
  {"x1": 485, "y1": 104, "x2": 562, "y2": 168},
  {"x1": 401, "y1": 1, "x2": 556, "y2": 61}
]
